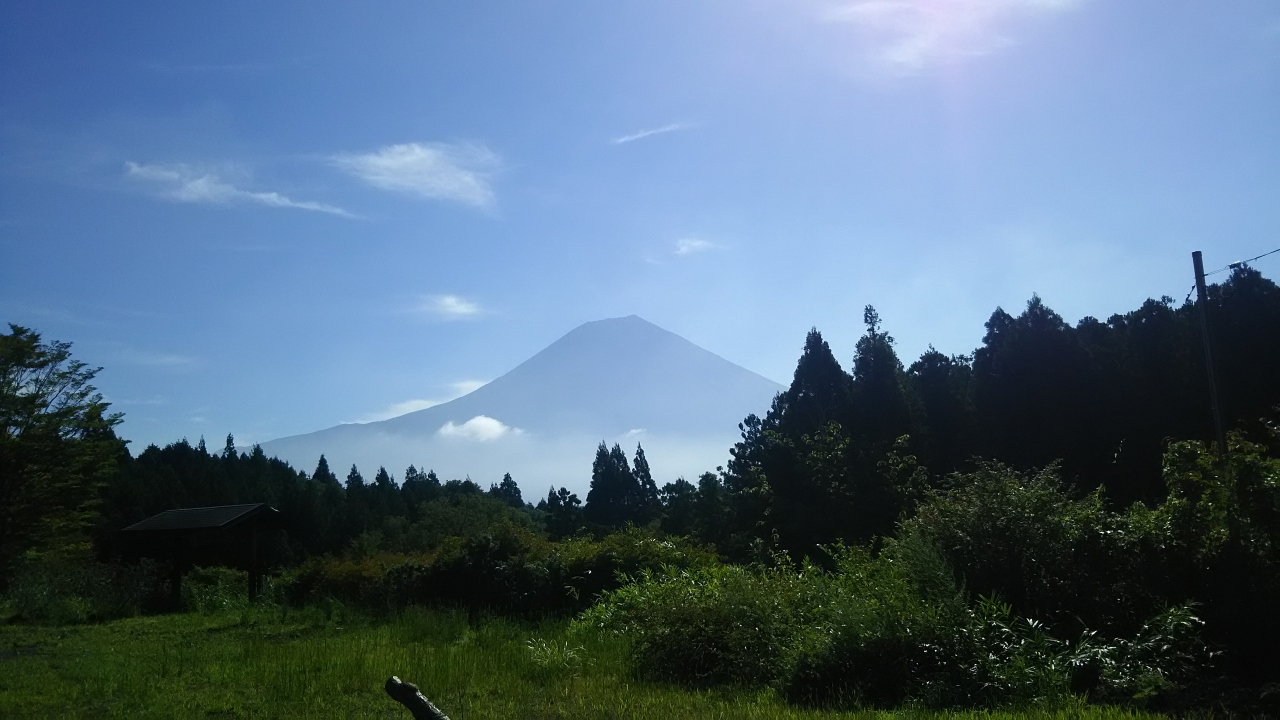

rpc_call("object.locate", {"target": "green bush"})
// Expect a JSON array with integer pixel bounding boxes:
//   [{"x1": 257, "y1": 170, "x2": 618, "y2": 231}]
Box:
[
  {"x1": 2, "y1": 552, "x2": 163, "y2": 624},
  {"x1": 900, "y1": 442, "x2": 1279, "y2": 692},
  {"x1": 782, "y1": 543, "x2": 967, "y2": 707},
  {"x1": 899, "y1": 462, "x2": 1156, "y2": 635},
  {"x1": 181, "y1": 566, "x2": 250, "y2": 614},
  {"x1": 578, "y1": 540, "x2": 1209, "y2": 709},
  {"x1": 280, "y1": 525, "x2": 717, "y2": 617},
  {"x1": 576, "y1": 562, "x2": 825, "y2": 686}
]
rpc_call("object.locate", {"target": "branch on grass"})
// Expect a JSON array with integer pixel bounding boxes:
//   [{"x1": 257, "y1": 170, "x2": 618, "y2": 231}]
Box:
[{"x1": 385, "y1": 676, "x2": 451, "y2": 720}]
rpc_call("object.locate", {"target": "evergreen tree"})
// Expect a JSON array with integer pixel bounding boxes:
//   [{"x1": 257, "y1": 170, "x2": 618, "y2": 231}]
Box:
[
  {"x1": 489, "y1": 472, "x2": 524, "y2": 508},
  {"x1": 972, "y1": 295, "x2": 1100, "y2": 481},
  {"x1": 693, "y1": 471, "x2": 730, "y2": 550},
  {"x1": 659, "y1": 477, "x2": 698, "y2": 537},
  {"x1": 908, "y1": 348, "x2": 974, "y2": 474},
  {"x1": 0, "y1": 325, "x2": 127, "y2": 586},
  {"x1": 313, "y1": 455, "x2": 339, "y2": 486},
  {"x1": 632, "y1": 443, "x2": 660, "y2": 523},
  {"x1": 777, "y1": 328, "x2": 851, "y2": 437},
  {"x1": 584, "y1": 442, "x2": 641, "y2": 529},
  {"x1": 850, "y1": 306, "x2": 920, "y2": 451},
  {"x1": 345, "y1": 465, "x2": 370, "y2": 536},
  {"x1": 539, "y1": 486, "x2": 583, "y2": 539},
  {"x1": 309, "y1": 454, "x2": 345, "y2": 553},
  {"x1": 402, "y1": 465, "x2": 442, "y2": 521},
  {"x1": 372, "y1": 466, "x2": 405, "y2": 518}
]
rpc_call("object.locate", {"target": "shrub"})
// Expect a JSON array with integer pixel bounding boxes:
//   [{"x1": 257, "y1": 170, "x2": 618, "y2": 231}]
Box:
[
  {"x1": 526, "y1": 638, "x2": 587, "y2": 678},
  {"x1": 783, "y1": 544, "x2": 968, "y2": 707},
  {"x1": 280, "y1": 525, "x2": 717, "y2": 617},
  {"x1": 579, "y1": 540, "x2": 1209, "y2": 709},
  {"x1": 3, "y1": 551, "x2": 163, "y2": 624},
  {"x1": 181, "y1": 566, "x2": 250, "y2": 614},
  {"x1": 899, "y1": 462, "x2": 1156, "y2": 635},
  {"x1": 576, "y1": 562, "x2": 825, "y2": 686}
]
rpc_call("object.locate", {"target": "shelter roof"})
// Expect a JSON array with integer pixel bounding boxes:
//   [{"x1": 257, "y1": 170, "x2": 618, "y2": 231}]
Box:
[{"x1": 121, "y1": 503, "x2": 279, "y2": 532}]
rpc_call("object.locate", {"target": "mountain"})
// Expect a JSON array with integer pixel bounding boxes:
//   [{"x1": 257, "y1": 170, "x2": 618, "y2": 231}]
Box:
[{"x1": 259, "y1": 316, "x2": 783, "y2": 495}]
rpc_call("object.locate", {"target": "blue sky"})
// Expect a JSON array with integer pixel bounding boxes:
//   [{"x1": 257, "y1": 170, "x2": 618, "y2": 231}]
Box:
[{"x1": 3, "y1": 1, "x2": 1279, "y2": 455}]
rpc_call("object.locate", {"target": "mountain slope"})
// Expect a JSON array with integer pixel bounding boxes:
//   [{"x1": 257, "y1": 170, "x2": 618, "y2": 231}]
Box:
[{"x1": 260, "y1": 315, "x2": 783, "y2": 493}]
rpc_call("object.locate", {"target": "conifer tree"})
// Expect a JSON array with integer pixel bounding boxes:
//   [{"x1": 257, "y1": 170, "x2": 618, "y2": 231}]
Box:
[
  {"x1": 539, "y1": 486, "x2": 583, "y2": 538},
  {"x1": 693, "y1": 471, "x2": 729, "y2": 549},
  {"x1": 908, "y1": 348, "x2": 974, "y2": 474},
  {"x1": 584, "y1": 442, "x2": 640, "y2": 528},
  {"x1": 489, "y1": 472, "x2": 523, "y2": 507},
  {"x1": 850, "y1": 306, "x2": 920, "y2": 450},
  {"x1": 313, "y1": 455, "x2": 339, "y2": 486},
  {"x1": 659, "y1": 477, "x2": 698, "y2": 536},
  {"x1": 402, "y1": 465, "x2": 441, "y2": 521},
  {"x1": 373, "y1": 466, "x2": 405, "y2": 517},
  {"x1": 345, "y1": 465, "x2": 369, "y2": 535},
  {"x1": 0, "y1": 325, "x2": 126, "y2": 586},
  {"x1": 632, "y1": 443, "x2": 660, "y2": 523}
]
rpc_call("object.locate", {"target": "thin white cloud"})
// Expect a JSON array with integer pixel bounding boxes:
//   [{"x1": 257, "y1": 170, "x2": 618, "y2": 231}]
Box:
[
  {"x1": 612, "y1": 123, "x2": 687, "y2": 145},
  {"x1": 417, "y1": 294, "x2": 485, "y2": 321},
  {"x1": 124, "y1": 162, "x2": 353, "y2": 216},
  {"x1": 112, "y1": 396, "x2": 169, "y2": 406},
  {"x1": 354, "y1": 379, "x2": 490, "y2": 423},
  {"x1": 366, "y1": 399, "x2": 443, "y2": 421},
  {"x1": 674, "y1": 238, "x2": 722, "y2": 256},
  {"x1": 449, "y1": 379, "x2": 488, "y2": 396},
  {"x1": 333, "y1": 142, "x2": 499, "y2": 208},
  {"x1": 438, "y1": 415, "x2": 519, "y2": 441},
  {"x1": 115, "y1": 348, "x2": 197, "y2": 368},
  {"x1": 821, "y1": 0, "x2": 1079, "y2": 73}
]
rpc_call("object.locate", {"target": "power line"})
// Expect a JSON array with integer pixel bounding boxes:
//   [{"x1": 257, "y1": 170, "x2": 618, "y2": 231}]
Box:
[{"x1": 1204, "y1": 246, "x2": 1280, "y2": 276}]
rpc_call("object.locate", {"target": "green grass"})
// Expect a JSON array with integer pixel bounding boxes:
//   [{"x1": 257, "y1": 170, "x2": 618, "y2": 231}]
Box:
[{"x1": 0, "y1": 607, "x2": 1165, "y2": 719}]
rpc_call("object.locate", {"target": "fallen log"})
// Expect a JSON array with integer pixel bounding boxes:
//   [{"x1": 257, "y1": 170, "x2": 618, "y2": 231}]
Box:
[{"x1": 385, "y1": 676, "x2": 451, "y2": 720}]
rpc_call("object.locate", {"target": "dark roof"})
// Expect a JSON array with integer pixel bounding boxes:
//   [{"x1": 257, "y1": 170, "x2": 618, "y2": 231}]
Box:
[{"x1": 122, "y1": 503, "x2": 279, "y2": 532}]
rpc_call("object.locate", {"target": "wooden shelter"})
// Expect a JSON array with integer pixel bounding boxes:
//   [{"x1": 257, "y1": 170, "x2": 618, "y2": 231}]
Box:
[{"x1": 122, "y1": 503, "x2": 281, "y2": 602}]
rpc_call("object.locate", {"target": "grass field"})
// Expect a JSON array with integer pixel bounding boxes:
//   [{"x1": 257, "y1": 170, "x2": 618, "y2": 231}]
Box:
[{"x1": 0, "y1": 607, "x2": 1167, "y2": 719}]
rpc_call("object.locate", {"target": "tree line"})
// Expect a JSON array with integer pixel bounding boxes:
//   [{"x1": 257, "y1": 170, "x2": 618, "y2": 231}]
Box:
[
  {"x1": 2, "y1": 265, "x2": 1277, "y2": 580},
  {"x1": 573, "y1": 265, "x2": 1280, "y2": 560}
]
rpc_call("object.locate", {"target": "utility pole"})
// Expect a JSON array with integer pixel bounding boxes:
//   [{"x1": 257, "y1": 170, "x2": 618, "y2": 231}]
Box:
[{"x1": 1192, "y1": 251, "x2": 1227, "y2": 454}]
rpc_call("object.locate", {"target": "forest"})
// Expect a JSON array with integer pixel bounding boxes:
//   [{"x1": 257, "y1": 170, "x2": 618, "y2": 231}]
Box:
[{"x1": 2, "y1": 265, "x2": 1278, "y2": 716}]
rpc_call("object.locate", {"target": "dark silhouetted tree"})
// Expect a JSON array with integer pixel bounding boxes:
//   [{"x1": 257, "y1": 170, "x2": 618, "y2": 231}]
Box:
[
  {"x1": 489, "y1": 472, "x2": 524, "y2": 508},
  {"x1": 538, "y1": 486, "x2": 583, "y2": 539},
  {"x1": 632, "y1": 443, "x2": 661, "y2": 524},
  {"x1": 0, "y1": 325, "x2": 127, "y2": 586},
  {"x1": 585, "y1": 442, "x2": 642, "y2": 529},
  {"x1": 659, "y1": 477, "x2": 698, "y2": 537}
]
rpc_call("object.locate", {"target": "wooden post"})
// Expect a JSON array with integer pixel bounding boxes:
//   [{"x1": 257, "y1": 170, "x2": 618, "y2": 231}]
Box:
[
  {"x1": 385, "y1": 677, "x2": 451, "y2": 720},
  {"x1": 1192, "y1": 251, "x2": 1228, "y2": 454},
  {"x1": 248, "y1": 525, "x2": 260, "y2": 601},
  {"x1": 171, "y1": 533, "x2": 188, "y2": 609}
]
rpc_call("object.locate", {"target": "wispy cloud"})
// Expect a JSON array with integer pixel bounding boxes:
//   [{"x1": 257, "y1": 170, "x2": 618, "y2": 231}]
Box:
[
  {"x1": 113, "y1": 348, "x2": 198, "y2": 368},
  {"x1": 821, "y1": 0, "x2": 1080, "y2": 73},
  {"x1": 674, "y1": 237, "x2": 722, "y2": 256},
  {"x1": 124, "y1": 162, "x2": 353, "y2": 216},
  {"x1": 438, "y1": 415, "x2": 519, "y2": 441},
  {"x1": 417, "y1": 294, "x2": 486, "y2": 321},
  {"x1": 354, "y1": 380, "x2": 489, "y2": 423},
  {"x1": 333, "y1": 142, "x2": 499, "y2": 209},
  {"x1": 612, "y1": 123, "x2": 687, "y2": 145},
  {"x1": 112, "y1": 396, "x2": 169, "y2": 406},
  {"x1": 449, "y1": 379, "x2": 488, "y2": 396}
]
